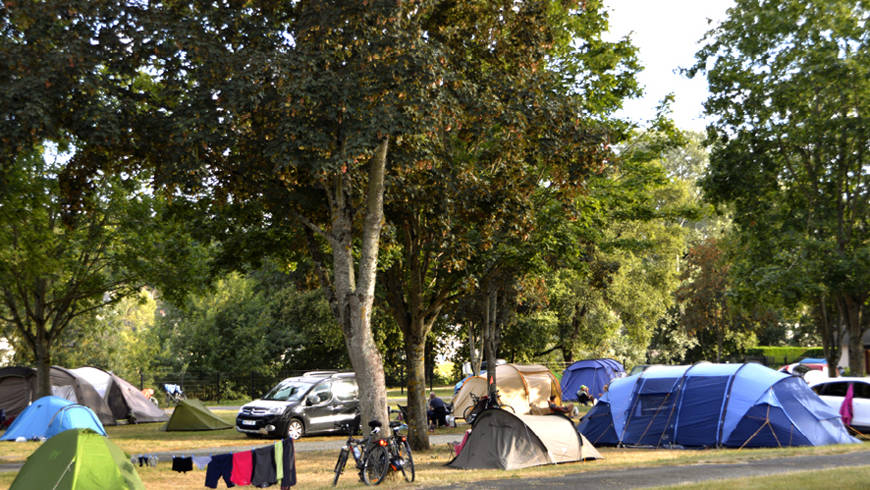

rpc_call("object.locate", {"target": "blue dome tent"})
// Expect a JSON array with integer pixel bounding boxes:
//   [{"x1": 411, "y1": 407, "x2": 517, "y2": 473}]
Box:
[
  {"x1": 561, "y1": 359, "x2": 624, "y2": 401},
  {"x1": 1, "y1": 396, "x2": 106, "y2": 441},
  {"x1": 576, "y1": 363, "x2": 857, "y2": 448}
]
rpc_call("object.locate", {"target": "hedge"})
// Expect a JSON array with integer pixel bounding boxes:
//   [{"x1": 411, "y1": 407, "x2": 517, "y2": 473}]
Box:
[{"x1": 744, "y1": 346, "x2": 825, "y2": 365}]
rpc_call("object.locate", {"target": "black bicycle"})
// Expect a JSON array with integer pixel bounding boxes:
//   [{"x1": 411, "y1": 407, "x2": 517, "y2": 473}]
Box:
[
  {"x1": 463, "y1": 390, "x2": 514, "y2": 424},
  {"x1": 332, "y1": 420, "x2": 378, "y2": 486},
  {"x1": 361, "y1": 420, "x2": 414, "y2": 485}
]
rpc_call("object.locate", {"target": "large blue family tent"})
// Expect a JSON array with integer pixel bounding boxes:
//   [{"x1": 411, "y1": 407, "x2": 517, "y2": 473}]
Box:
[
  {"x1": 561, "y1": 359, "x2": 624, "y2": 401},
  {"x1": 1, "y1": 396, "x2": 106, "y2": 441},
  {"x1": 576, "y1": 363, "x2": 857, "y2": 448}
]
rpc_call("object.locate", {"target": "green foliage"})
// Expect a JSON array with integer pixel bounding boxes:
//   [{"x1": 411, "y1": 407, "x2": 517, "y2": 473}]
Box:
[
  {"x1": 691, "y1": 0, "x2": 870, "y2": 371},
  {"x1": 0, "y1": 147, "x2": 204, "y2": 390},
  {"x1": 153, "y1": 264, "x2": 349, "y2": 378}
]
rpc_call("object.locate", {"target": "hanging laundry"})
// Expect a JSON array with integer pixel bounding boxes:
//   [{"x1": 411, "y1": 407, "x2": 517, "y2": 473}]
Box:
[
  {"x1": 251, "y1": 445, "x2": 277, "y2": 487},
  {"x1": 193, "y1": 455, "x2": 213, "y2": 470},
  {"x1": 230, "y1": 450, "x2": 253, "y2": 486},
  {"x1": 280, "y1": 438, "x2": 296, "y2": 489},
  {"x1": 172, "y1": 456, "x2": 193, "y2": 473},
  {"x1": 273, "y1": 440, "x2": 283, "y2": 481},
  {"x1": 205, "y1": 453, "x2": 236, "y2": 489}
]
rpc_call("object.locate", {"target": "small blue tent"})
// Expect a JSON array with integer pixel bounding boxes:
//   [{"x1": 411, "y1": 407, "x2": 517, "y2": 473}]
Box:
[
  {"x1": 561, "y1": 359, "x2": 624, "y2": 401},
  {"x1": 576, "y1": 363, "x2": 857, "y2": 448},
  {"x1": 1, "y1": 396, "x2": 106, "y2": 441}
]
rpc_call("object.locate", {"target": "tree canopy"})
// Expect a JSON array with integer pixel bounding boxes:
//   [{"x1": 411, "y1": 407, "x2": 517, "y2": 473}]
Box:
[{"x1": 692, "y1": 0, "x2": 870, "y2": 374}]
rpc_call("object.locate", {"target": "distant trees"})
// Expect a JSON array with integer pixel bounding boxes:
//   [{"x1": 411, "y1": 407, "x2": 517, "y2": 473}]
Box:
[
  {"x1": 692, "y1": 0, "x2": 870, "y2": 375},
  {"x1": 0, "y1": 148, "x2": 205, "y2": 396}
]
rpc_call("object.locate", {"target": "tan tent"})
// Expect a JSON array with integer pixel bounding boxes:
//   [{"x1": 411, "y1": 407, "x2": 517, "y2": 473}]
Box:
[
  {"x1": 448, "y1": 410, "x2": 601, "y2": 470},
  {"x1": 453, "y1": 364, "x2": 561, "y2": 418},
  {"x1": 0, "y1": 366, "x2": 115, "y2": 425}
]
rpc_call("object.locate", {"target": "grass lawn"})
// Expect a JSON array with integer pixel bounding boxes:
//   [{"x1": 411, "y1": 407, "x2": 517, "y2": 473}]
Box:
[{"x1": 2, "y1": 412, "x2": 868, "y2": 490}]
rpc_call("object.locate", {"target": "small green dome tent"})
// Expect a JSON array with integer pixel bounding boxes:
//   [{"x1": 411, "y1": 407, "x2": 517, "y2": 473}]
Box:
[
  {"x1": 165, "y1": 399, "x2": 232, "y2": 431},
  {"x1": 11, "y1": 428, "x2": 144, "y2": 490}
]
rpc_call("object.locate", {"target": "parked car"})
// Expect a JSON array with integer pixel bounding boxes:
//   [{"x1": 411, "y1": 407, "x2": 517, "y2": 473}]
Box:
[
  {"x1": 810, "y1": 377, "x2": 870, "y2": 432},
  {"x1": 235, "y1": 371, "x2": 359, "y2": 440}
]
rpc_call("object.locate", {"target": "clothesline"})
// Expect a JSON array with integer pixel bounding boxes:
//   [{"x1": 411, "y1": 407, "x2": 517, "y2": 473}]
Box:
[{"x1": 149, "y1": 438, "x2": 296, "y2": 489}]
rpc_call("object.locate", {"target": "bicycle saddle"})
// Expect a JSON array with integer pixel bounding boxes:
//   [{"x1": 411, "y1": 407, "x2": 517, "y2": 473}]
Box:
[{"x1": 368, "y1": 420, "x2": 383, "y2": 429}]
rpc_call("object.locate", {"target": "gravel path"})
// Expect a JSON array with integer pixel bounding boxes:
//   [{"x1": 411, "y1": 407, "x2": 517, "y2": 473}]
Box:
[{"x1": 436, "y1": 450, "x2": 870, "y2": 489}]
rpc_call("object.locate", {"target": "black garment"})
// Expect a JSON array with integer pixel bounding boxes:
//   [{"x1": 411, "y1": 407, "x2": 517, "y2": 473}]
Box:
[
  {"x1": 428, "y1": 396, "x2": 449, "y2": 427},
  {"x1": 280, "y1": 437, "x2": 297, "y2": 489},
  {"x1": 205, "y1": 453, "x2": 236, "y2": 489},
  {"x1": 576, "y1": 391, "x2": 593, "y2": 406},
  {"x1": 251, "y1": 446, "x2": 277, "y2": 488},
  {"x1": 137, "y1": 456, "x2": 148, "y2": 467},
  {"x1": 172, "y1": 456, "x2": 193, "y2": 473}
]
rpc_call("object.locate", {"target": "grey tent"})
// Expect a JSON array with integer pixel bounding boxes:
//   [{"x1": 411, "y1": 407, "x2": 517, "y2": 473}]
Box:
[
  {"x1": 0, "y1": 366, "x2": 116, "y2": 426},
  {"x1": 0, "y1": 367, "x2": 35, "y2": 421},
  {"x1": 448, "y1": 409, "x2": 602, "y2": 470},
  {"x1": 71, "y1": 367, "x2": 167, "y2": 423}
]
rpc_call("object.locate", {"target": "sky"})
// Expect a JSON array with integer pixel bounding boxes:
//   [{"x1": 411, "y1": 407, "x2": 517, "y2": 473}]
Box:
[{"x1": 604, "y1": 0, "x2": 735, "y2": 132}]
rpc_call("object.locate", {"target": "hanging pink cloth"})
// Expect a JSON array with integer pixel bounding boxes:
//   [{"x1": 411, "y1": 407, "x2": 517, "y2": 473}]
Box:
[{"x1": 839, "y1": 383, "x2": 854, "y2": 427}]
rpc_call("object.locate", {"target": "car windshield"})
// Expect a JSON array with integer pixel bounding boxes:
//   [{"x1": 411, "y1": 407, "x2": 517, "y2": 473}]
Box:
[{"x1": 263, "y1": 381, "x2": 312, "y2": 402}]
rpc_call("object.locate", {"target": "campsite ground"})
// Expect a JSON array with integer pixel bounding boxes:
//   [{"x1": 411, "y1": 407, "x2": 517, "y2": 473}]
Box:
[{"x1": 1, "y1": 402, "x2": 869, "y2": 488}]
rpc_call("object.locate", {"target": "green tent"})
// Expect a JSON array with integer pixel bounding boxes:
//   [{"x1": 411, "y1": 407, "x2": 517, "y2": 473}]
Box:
[
  {"x1": 11, "y1": 428, "x2": 144, "y2": 490},
  {"x1": 165, "y1": 399, "x2": 232, "y2": 431}
]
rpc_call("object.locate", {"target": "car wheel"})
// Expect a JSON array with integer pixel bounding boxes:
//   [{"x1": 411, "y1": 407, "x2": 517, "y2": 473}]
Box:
[{"x1": 285, "y1": 418, "x2": 304, "y2": 440}]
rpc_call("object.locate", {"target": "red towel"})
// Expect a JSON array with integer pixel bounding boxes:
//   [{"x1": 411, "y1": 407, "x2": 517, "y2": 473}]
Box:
[
  {"x1": 839, "y1": 383, "x2": 854, "y2": 427},
  {"x1": 231, "y1": 450, "x2": 253, "y2": 486}
]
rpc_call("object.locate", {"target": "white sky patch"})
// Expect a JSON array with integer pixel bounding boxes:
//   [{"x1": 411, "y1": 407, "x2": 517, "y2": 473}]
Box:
[{"x1": 604, "y1": 0, "x2": 735, "y2": 132}]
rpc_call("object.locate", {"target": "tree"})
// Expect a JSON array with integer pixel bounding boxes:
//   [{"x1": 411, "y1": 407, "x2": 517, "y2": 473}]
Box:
[
  {"x1": 378, "y1": 0, "x2": 640, "y2": 448},
  {"x1": 0, "y1": 147, "x2": 203, "y2": 395},
  {"x1": 691, "y1": 0, "x2": 870, "y2": 374}
]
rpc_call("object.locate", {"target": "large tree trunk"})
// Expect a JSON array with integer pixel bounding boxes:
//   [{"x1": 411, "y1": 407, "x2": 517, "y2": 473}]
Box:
[
  {"x1": 483, "y1": 285, "x2": 498, "y2": 398},
  {"x1": 841, "y1": 295, "x2": 866, "y2": 376},
  {"x1": 818, "y1": 295, "x2": 843, "y2": 377},
  {"x1": 328, "y1": 138, "x2": 390, "y2": 432},
  {"x1": 34, "y1": 325, "x2": 52, "y2": 398},
  {"x1": 403, "y1": 325, "x2": 429, "y2": 450},
  {"x1": 469, "y1": 322, "x2": 482, "y2": 376}
]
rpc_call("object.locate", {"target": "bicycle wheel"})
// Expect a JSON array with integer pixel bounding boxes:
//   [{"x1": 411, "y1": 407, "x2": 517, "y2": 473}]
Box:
[
  {"x1": 398, "y1": 439, "x2": 415, "y2": 482},
  {"x1": 332, "y1": 447, "x2": 349, "y2": 486},
  {"x1": 362, "y1": 444, "x2": 389, "y2": 486}
]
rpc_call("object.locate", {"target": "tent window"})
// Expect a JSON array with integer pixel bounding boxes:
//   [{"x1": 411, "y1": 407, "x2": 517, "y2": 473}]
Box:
[{"x1": 640, "y1": 394, "x2": 668, "y2": 415}]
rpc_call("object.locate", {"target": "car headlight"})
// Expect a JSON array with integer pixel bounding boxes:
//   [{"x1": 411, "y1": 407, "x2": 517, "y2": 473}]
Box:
[{"x1": 267, "y1": 407, "x2": 284, "y2": 415}]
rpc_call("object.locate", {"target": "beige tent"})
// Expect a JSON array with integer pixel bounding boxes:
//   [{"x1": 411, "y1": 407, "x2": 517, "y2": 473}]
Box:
[
  {"x1": 448, "y1": 410, "x2": 601, "y2": 470},
  {"x1": 453, "y1": 364, "x2": 561, "y2": 418}
]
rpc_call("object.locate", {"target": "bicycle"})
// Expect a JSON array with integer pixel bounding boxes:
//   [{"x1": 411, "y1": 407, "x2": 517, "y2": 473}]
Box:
[
  {"x1": 462, "y1": 390, "x2": 514, "y2": 425},
  {"x1": 361, "y1": 420, "x2": 414, "y2": 485},
  {"x1": 332, "y1": 420, "x2": 371, "y2": 486}
]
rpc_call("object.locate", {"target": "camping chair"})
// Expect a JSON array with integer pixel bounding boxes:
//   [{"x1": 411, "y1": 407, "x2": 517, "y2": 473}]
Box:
[{"x1": 163, "y1": 384, "x2": 184, "y2": 404}]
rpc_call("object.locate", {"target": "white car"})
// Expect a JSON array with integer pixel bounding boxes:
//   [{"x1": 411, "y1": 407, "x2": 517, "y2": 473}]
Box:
[{"x1": 810, "y1": 377, "x2": 870, "y2": 432}]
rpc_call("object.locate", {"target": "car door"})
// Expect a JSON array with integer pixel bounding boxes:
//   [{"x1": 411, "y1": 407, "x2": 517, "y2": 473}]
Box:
[
  {"x1": 850, "y1": 381, "x2": 870, "y2": 430},
  {"x1": 815, "y1": 381, "x2": 848, "y2": 413},
  {"x1": 330, "y1": 378, "x2": 360, "y2": 426},
  {"x1": 304, "y1": 381, "x2": 334, "y2": 432}
]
